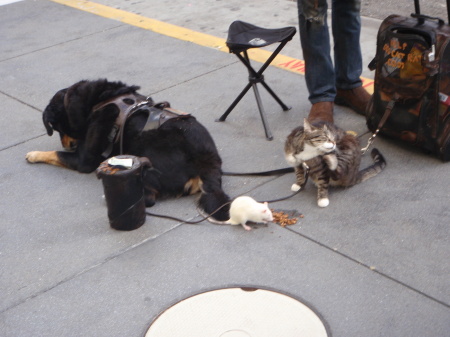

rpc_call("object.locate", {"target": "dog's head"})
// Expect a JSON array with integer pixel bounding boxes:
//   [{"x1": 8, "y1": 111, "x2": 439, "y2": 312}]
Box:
[
  {"x1": 43, "y1": 79, "x2": 143, "y2": 151},
  {"x1": 43, "y1": 88, "x2": 79, "y2": 151}
]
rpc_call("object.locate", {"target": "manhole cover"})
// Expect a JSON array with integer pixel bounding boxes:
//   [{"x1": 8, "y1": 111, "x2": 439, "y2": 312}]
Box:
[{"x1": 146, "y1": 287, "x2": 329, "y2": 337}]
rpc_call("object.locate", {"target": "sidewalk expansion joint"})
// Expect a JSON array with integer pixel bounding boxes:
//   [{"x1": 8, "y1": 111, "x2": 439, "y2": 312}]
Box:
[
  {"x1": 0, "y1": 90, "x2": 41, "y2": 112},
  {"x1": 0, "y1": 223, "x2": 186, "y2": 315},
  {"x1": 150, "y1": 62, "x2": 239, "y2": 96},
  {"x1": 285, "y1": 227, "x2": 450, "y2": 309},
  {"x1": 0, "y1": 134, "x2": 47, "y2": 152},
  {"x1": 0, "y1": 24, "x2": 124, "y2": 65}
]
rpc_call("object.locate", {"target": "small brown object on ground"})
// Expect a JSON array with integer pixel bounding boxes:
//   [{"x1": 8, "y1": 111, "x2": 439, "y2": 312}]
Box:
[{"x1": 271, "y1": 209, "x2": 304, "y2": 227}]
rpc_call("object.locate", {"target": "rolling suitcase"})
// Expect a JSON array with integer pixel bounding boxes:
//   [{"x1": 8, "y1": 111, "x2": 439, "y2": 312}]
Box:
[{"x1": 366, "y1": 0, "x2": 450, "y2": 161}]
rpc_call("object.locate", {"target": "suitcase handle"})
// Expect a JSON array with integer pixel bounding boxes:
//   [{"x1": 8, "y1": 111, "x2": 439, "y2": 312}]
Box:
[
  {"x1": 414, "y1": 0, "x2": 450, "y2": 24},
  {"x1": 390, "y1": 26, "x2": 436, "y2": 45},
  {"x1": 411, "y1": 13, "x2": 445, "y2": 26}
]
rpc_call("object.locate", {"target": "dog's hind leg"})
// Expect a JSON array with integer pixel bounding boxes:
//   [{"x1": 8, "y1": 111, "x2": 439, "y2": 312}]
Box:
[
  {"x1": 184, "y1": 176, "x2": 202, "y2": 195},
  {"x1": 197, "y1": 171, "x2": 230, "y2": 221}
]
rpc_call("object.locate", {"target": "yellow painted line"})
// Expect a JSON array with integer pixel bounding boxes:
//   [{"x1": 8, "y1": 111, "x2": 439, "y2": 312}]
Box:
[{"x1": 48, "y1": 0, "x2": 373, "y2": 93}]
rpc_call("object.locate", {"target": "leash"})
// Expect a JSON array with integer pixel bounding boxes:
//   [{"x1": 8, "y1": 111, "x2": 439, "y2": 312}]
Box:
[
  {"x1": 145, "y1": 189, "x2": 304, "y2": 225},
  {"x1": 223, "y1": 167, "x2": 294, "y2": 176},
  {"x1": 361, "y1": 93, "x2": 399, "y2": 154},
  {"x1": 145, "y1": 158, "x2": 309, "y2": 224},
  {"x1": 257, "y1": 189, "x2": 302, "y2": 204},
  {"x1": 145, "y1": 165, "x2": 309, "y2": 225},
  {"x1": 146, "y1": 200, "x2": 232, "y2": 225}
]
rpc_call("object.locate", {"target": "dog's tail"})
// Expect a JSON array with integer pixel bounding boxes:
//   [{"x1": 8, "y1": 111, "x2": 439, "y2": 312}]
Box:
[{"x1": 198, "y1": 190, "x2": 231, "y2": 222}]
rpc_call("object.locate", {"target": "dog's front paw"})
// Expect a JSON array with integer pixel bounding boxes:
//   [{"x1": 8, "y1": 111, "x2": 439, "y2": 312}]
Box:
[
  {"x1": 291, "y1": 183, "x2": 301, "y2": 192},
  {"x1": 26, "y1": 151, "x2": 41, "y2": 163},
  {"x1": 25, "y1": 151, "x2": 61, "y2": 167},
  {"x1": 145, "y1": 194, "x2": 156, "y2": 207}
]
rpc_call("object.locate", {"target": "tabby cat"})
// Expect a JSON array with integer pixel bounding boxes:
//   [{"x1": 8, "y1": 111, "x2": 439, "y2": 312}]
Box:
[{"x1": 284, "y1": 119, "x2": 386, "y2": 207}]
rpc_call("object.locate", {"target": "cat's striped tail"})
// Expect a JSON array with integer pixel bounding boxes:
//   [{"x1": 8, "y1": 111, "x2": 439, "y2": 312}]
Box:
[{"x1": 356, "y1": 148, "x2": 386, "y2": 184}]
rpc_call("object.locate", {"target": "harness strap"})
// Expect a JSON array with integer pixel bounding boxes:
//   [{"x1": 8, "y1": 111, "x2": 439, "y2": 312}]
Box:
[
  {"x1": 92, "y1": 94, "x2": 148, "y2": 158},
  {"x1": 142, "y1": 106, "x2": 192, "y2": 132},
  {"x1": 98, "y1": 98, "x2": 191, "y2": 158}
]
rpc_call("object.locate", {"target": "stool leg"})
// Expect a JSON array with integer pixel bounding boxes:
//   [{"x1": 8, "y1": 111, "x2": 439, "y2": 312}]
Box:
[
  {"x1": 259, "y1": 79, "x2": 292, "y2": 111},
  {"x1": 216, "y1": 82, "x2": 253, "y2": 122},
  {"x1": 252, "y1": 83, "x2": 273, "y2": 140}
]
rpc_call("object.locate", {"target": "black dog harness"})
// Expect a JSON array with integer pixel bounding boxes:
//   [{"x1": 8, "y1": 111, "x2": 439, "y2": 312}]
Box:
[{"x1": 91, "y1": 94, "x2": 191, "y2": 158}]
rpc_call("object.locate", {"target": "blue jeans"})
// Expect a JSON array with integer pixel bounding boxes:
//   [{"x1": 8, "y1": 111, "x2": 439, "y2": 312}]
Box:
[{"x1": 297, "y1": 0, "x2": 363, "y2": 104}]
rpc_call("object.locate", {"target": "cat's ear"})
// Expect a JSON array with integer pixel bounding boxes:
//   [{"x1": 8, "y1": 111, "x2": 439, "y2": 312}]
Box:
[
  {"x1": 323, "y1": 124, "x2": 334, "y2": 137},
  {"x1": 303, "y1": 118, "x2": 312, "y2": 132}
]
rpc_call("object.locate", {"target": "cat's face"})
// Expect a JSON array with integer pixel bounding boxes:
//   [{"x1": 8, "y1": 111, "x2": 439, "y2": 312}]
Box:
[
  {"x1": 285, "y1": 119, "x2": 336, "y2": 165},
  {"x1": 306, "y1": 122, "x2": 336, "y2": 153}
]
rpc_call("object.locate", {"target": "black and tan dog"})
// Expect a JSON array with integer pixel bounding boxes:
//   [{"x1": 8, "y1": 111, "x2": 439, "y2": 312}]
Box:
[{"x1": 26, "y1": 79, "x2": 230, "y2": 220}]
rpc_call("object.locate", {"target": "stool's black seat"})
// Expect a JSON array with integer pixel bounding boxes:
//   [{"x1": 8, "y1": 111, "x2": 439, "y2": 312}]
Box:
[
  {"x1": 217, "y1": 21, "x2": 296, "y2": 140},
  {"x1": 227, "y1": 21, "x2": 297, "y2": 53}
]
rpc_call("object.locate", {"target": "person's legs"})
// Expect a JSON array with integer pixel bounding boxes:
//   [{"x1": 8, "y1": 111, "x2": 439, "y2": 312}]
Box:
[
  {"x1": 297, "y1": 0, "x2": 335, "y2": 122},
  {"x1": 332, "y1": 0, "x2": 362, "y2": 89},
  {"x1": 332, "y1": 0, "x2": 371, "y2": 115}
]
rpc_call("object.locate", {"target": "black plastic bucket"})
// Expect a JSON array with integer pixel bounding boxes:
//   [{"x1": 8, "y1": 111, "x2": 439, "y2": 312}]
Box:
[{"x1": 96, "y1": 155, "x2": 151, "y2": 231}]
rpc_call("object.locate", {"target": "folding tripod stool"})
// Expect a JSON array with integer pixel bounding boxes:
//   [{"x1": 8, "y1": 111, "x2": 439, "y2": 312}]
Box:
[{"x1": 217, "y1": 20, "x2": 296, "y2": 140}]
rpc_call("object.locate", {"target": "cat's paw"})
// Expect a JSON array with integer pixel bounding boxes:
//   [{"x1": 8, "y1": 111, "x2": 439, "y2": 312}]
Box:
[
  {"x1": 323, "y1": 154, "x2": 338, "y2": 170},
  {"x1": 318, "y1": 198, "x2": 329, "y2": 207},
  {"x1": 291, "y1": 183, "x2": 301, "y2": 192},
  {"x1": 285, "y1": 154, "x2": 297, "y2": 166}
]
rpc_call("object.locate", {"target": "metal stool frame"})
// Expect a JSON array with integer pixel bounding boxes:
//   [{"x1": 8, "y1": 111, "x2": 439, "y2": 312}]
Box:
[{"x1": 217, "y1": 22, "x2": 296, "y2": 140}]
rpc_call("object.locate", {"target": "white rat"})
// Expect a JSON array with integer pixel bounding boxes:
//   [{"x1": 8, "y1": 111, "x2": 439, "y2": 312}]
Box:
[{"x1": 226, "y1": 196, "x2": 273, "y2": 231}]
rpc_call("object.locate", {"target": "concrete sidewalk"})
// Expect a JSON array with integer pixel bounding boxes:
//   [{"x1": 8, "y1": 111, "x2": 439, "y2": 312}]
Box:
[{"x1": 0, "y1": 1, "x2": 449, "y2": 336}]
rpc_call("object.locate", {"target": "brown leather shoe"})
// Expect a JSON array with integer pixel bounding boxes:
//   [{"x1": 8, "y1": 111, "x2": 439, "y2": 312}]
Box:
[
  {"x1": 307, "y1": 101, "x2": 334, "y2": 124},
  {"x1": 335, "y1": 86, "x2": 371, "y2": 115}
]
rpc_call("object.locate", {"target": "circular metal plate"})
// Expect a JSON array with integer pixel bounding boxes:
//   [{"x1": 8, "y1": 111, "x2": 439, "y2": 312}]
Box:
[{"x1": 146, "y1": 288, "x2": 329, "y2": 337}]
